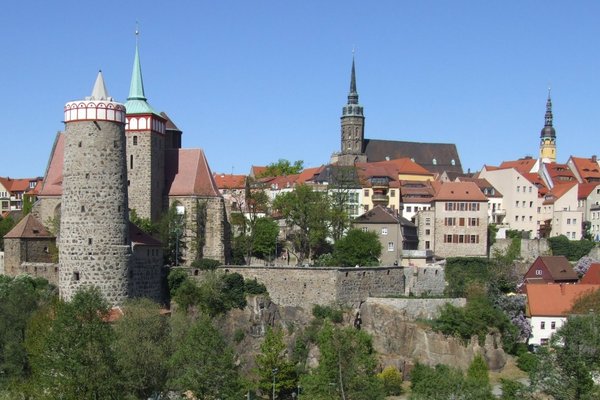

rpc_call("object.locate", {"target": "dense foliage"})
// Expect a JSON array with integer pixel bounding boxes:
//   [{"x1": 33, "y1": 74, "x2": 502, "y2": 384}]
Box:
[
  {"x1": 548, "y1": 235, "x2": 596, "y2": 261},
  {"x1": 0, "y1": 215, "x2": 15, "y2": 251},
  {"x1": 332, "y1": 228, "x2": 382, "y2": 267},
  {"x1": 257, "y1": 159, "x2": 304, "y2": 178}
]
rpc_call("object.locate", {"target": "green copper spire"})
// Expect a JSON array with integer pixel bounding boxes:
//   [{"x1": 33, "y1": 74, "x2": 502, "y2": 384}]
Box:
[
  {"x1": 125, "y1": 29, "x2": 160, "y2": 116},
  {"x1": 128, "y1": 42, "x2": 146, "y2": 101}
]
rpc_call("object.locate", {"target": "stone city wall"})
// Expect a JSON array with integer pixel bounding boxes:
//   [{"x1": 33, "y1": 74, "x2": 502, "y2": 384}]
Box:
[
  {"x1": 19, "y1": 262, "x2": 59, "y2": 285},
  {"x1": 404, "y1": 265, "x2": 446, "y2": 296},
  {"x1": 187, "y1": 266, "x2": 407, "y2": 308},
  {"x1": 491, "y1": 238, "x2": 550, "y2": 262},
  {"x1": 129, "y1": 245, "x2": 165, "y2": 303},
  {"x1": 364, "y1": 297, "x2": 466, "y2": 321}
]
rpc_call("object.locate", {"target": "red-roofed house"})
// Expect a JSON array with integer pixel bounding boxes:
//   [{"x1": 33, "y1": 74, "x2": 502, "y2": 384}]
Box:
[
  {"x1": 0, "y1": 176, "x2": 43, "y2": 213},
  {"x1": 581, "y1": 263, "x2": 600, "y2": 284},
  {"x1": 539, "y1": 162, "x2": 578, "y2": 189},
  {"x1": 526, "y1": 284, "x2": 600, "y2": 345},
  {"x1": 415, "y1": 181, "x2": 488, "y2": 258},
  {"x1": 499, "y1": 157, "x2": 539, "y2": 175},
  {"x1": 567, "y1": 156, "x2": 600, "y2": 184},
  {"x1": 539, "y1": 182, "x2": 582, "y2": 239},
  {"x1": 523, "y1": 256, "x2": 579, "y2": 285}
]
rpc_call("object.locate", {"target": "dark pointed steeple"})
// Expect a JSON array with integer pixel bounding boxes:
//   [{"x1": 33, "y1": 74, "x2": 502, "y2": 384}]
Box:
[
  {"x1": 338, "y1": 53, "x2": 365, "y2": 161},
  {"x1": 348, "y1": 56, "x2": 359, "y2": 105},
  {"x1": 541, "y1": 88, "x2": 556, "y2": 139}
]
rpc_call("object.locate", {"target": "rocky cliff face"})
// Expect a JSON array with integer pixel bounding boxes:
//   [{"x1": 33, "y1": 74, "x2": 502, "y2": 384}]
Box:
[{"x1": 219, "y1": 295, "x2": 506, "y2": 377}]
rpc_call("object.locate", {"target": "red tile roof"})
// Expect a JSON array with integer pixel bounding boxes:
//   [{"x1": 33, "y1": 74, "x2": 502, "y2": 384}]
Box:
[
  {"x1": 432, "y1": 181, "x2": 488, "y2": 201},
  {"x1": 165, "y1": 149, "x2": 220, "y2": 197},
  {"x1": 526, "y1": 284, "x2": 600, "y2": 317},
  {"x1": 4, "y1": 214, "x2": 53, "y2": 239},
  {"x1": 250, "y1": 165, "x2": 267, "y2": 177},
  {"x1": 545, "y1": 163, "x2": 577, "y2": 185},
  {"x1": 129, "y1": 222, "x2": 161, "y2": 246},
  {"x1": 522, "y1": 173, "x2": 548, "y2": 196},
  {"x1": 569, "y1": 156, "x2": 600, "y2": 183},
  {"x1": 499, "y1": 158, "x2": 537, "y2": 174},
  {"x1": 213, "y1": 173, "x2": 246, "y2": 190},
  {"x1": 578, "y1": 182, "x2": 600, "y2": 200},
  {"x1": 543, "y1": 181, "x2": 577, "y2": 204},
  {"x1": 581, "y1": 264, "x2": 600, "y2": 285},
  {"x1": 39, "y1": 133, "x2": 65, "y2": 196}
]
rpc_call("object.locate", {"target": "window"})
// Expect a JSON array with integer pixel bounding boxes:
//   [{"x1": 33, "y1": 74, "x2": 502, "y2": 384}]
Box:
[
  {"x1": 517, "y1": 186, "x2": 520, "y2": 192},
  {"x1": 515, "y1": 216, "x2": 518, "y2": 222},
  {"x1": 425, "y1": 241, "x2": 430, "y2": 249},
  {"x1": 551, "y1": 321, "x2": 556, "y2": 330},
  {"x1": 390, "y1": 190, "x2": 395, "y2": 197},
  {"x1": 573, "y1": 218, "x2": 577, "y2": 224},
  {"x1": 361, "y1": 227, "x2": 368, "y2": 232},
  {"x1": 364, "y1": 189, "x2": 369, "y2": 197},
  {"x1": 445, "y1": 217, "x2": 456, "y2": 226},
  {"x1": 133, "y1": 135, "x2": 138, "y2": 145},
  {"x1": 88, "y1": 238, "x2": 92, "y2": 245},
  {"x1": 535, "y1": 269, "x2": 543, "y2": 276},
  {"x1": 541, "y1": 321, "x2": 546, "y2": 330},
  {"x1": 515, "y1": 201, "x2": 519, "y2": 207},
  {"x1": 425, "y1": 229, "x2": 431, "y2": 235},
  {"x1": 130, "y1": 155, "x2": 134, "y2": 169},
  {"x1": 387, "y1": 242, "x2": 394, "y2": 252},
  {"x1": 425, "y1": 218, "x2": 431, "y2": 226},
  {"x1": 529, "y1": 186, "x2": 532, "y2": 193},
  {"x1": 459, "y1": 218, "x2": 465, "y2": 226},
  {"x1": 406, "y1": 206, "x2": 412, "y2": 212},
  {"x1": 73, "y1": 272, "x2": 80, "y2": 281},
  {"x1": 381, "y1": 228, "x2": 388, "y2": 235},
  {"x1": 530, "y1": 201, "x2": 533, "y2": 207},
  {"x1": 567, "y1": 218, "x2": 571, "y2": 224}
]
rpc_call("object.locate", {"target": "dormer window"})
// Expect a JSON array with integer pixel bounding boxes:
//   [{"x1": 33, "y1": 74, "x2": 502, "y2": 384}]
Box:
[{"x1": 432, "y1": 158, "x2": 437, "y2": 165}]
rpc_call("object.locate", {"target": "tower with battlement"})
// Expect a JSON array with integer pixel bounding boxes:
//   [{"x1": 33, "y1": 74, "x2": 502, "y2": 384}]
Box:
[
  {"x1": 59, "y1": 72, "x2": 132, "y2": 304},
  {"x1": 539, "y1": 89, "x2": 557, "y2": 163}
]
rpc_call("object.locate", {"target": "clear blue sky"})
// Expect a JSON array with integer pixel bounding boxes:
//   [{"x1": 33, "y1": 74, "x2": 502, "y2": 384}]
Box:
[{"x1": 1, "y1": 1, "x2": 599, "y2": 178}]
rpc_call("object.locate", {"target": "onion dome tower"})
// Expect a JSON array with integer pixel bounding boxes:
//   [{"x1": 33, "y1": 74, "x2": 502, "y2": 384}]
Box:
[
  {"x1": 60, "y1": 72, "x2": 131, "y2": 304},
  {"x1": 539, "y1": 89, "x2": 557, "y2": 163},
  {"x1": 340, "y1": 55, "x2": 366, "y2": 159},
  {"x1": 125, "y1": 32, "x2": 167, "y2": 222}
]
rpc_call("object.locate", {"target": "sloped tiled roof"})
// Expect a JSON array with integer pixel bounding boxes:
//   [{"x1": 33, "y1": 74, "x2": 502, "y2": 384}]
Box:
[
  {"x1": 526, "y1": 284, "x2": 600, "y2": 317},
  {"x1": 250, "y1": 166, "x2": 267, "y2": 178},
  {"x1": 578, "y1": 182, "x2": 600, "y2": 200},
  {"x1": 213, "y1": 173, "x2": 246, "y2": 190},
  {"x1": 543, "y1": 182, "x2": 577, "y2": 205},
  {"x1": 129, "y1": 222, "x2": 161, "y2": 246},
  {"x1": 165, "y1": 149, "x2": 220, "y2": 197},
  {"x1": 569, "y1": 156, "x2": 600, "y2": 183},
  {"x1": 160, "y1": 112, "x2": 181, "y2": 132},
  {"x1": 432, "y1": 181, "x2": 487, "y2": 201},
  {"x1": 536, "y1": 256, "x2": 578, "y2": 281},
  {"x1": 581, "y1": 264, "x2": 600, "y2": 285},
  {"x1": 545, "y1": 163, "x2": 577, "y2": 186},
  {"x1": 522, "y1": 173, "x2": 548, "y2": 196},
  {"x1": 499, "y1": 158, "x2": 537, "y2": 174},
  {"x1": 4, "y1": 214, "x2": 53, "y2": 239},
  {"x1": 353, "y1": 205, "x2": 416, "y2": 227},
  {"x1": 363, "y1": 139, "x2": 463, "y2": 174},
  {"x1": 457, "y1": 177, "x2": 503, "y2": 198},
  {"x1": 39, "y1": 132, "x2": 65, "y2": 196}
]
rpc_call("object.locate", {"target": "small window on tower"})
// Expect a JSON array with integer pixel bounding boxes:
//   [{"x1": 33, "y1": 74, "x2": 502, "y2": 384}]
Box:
[
  {"x1": 130, "y1": 155, "x2": 134, "y2": 169},
  {"x1": 85, "y1": 173, "x2": 90, "y2": 179},
  {"x1": 133, "y1": 135, "x2": 138, "y2": 145},
  {"x1": 73, "y1": 271, "x2": 80, "y2": 281},
  {"x1": 78, "y1": 141, "x2": 82, "y2": 148},
  {"x1": 88, "y1": 238, "x2": 92, "y2": 245},
  {"x1": 81, "y1": 205, "x2": 85, "y2": 212}
]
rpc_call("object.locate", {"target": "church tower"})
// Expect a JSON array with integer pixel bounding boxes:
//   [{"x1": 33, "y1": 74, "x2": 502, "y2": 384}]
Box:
[
  {"x1": 539, "y1": 89, "x2": 557, "y2": 163},
  {"x1": 125, "y1": 35, "x2": 167, "y2": 221},
  {"x1": 60, "y1": 72, "x2": 131, "y2": 304},
  {"x1": 332, "y1": 56, "x2": 367, "y2": 165}
]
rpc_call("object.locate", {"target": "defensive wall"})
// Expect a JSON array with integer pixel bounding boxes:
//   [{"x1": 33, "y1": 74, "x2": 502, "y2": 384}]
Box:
[
  {"x1": 491, "y1": 238, "x2": 550, "y2": 262},
  {"x1": 186, "y1": 264, "x2": 446, "y2": 308}
]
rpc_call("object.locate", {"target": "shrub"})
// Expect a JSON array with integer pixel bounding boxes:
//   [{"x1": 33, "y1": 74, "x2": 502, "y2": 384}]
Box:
[
  {"x1": 244, "y1": 278, "x2": 268, "y2": 295},
  {"x1": 191, "y1": 258, "x2": 222, "y2": 270},
  {"x1": 167, "y1": 268, "x2": 189, "y2": 296},
  {"x1": 233, "y1": 328, "x2": 245, "y2": 344},
  {"x1": 377, "y1": 365, "x2": 403, "y2": 395},
  {"x1": 312, "y1": 305, "x2": 343, "y2": 323},
  {"x1": 516, "y1": 351, "x2": 538, "y2": 372}
]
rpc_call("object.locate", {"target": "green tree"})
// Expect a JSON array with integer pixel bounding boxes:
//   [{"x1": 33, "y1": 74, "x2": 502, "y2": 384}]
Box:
[
  {"x1": 159, "y1": 203, "x2": 186, "y2": 266},
  {"x1": 255, "y1": 327, "x2": 297, "y2": 399},
  {"x1": 273, "y1": 184, "x2": 331, "y2": 265},
  {"x1": 113, "y1": 298, "x2": 171, "y2": 399},
  {"x1": 571, "y1": 287, "x2": 600, "y2": 314},
  {"x1": 252, "y1": 217, "x2": 279, "y2": 262},
  {"x1": 530, "y1": 314, "x2": 600, "y2": 400},
  {"x1": 258, "y1": 159, "x2": 304, "y2": 178},
  {"x1": 27, "y1": 287, "x2": 121, "y2": 399},
  {"x1": 168, "y1": 315, "x2": 242, "y2": 399},
  {"x1": 0, "y1": 216, "x2": 15, "y2": 251},
  {"x1": 377, "y1": 365, "x2": 403, "y2": 396},
  {"x1": 22, "y1": 194, "x2": 34, "y2": 216},
  {"x1": 300, "y1": 321, "x2": 385, "y2": 400},
  {"x1": 129, "y1": 208, "x2": 158, "y2": 235},
  {"x1": 409, "y1": 363, "x2": 466, "y2": 400},
  {"x1": 325, "y1": 165, "x2": 360, "y2": 242},
  {"x1": 548, "y1": 235, "x2": 595, "y2": 261},
  {"x1": 465, "y1": 354, "x2": 493, "y2": 399},
  {"x1": 333, "y1": 228, "x2": 381, "y2": 267}
]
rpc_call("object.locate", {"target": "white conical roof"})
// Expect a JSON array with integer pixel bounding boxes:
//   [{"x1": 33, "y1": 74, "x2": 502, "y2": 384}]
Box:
[{"x1": 88, "y1": 70, "x2": 112, "y2": 101}]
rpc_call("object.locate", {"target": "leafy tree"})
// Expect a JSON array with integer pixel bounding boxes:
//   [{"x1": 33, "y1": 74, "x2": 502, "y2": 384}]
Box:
[
  {"x1": 0, "y1": 216, "x2": 15, "y2": 251},
  {"x1": 168, "y1": 315, "x2": 242, "y2": 399},
  {"x1": 325, "y1": 165, "x2": 360, "y2": 242},
  {"x1": 333, "y1": 228, "x2": 381, "y2": 267},
  {"x1": 377, "y1": 365, "x2": 403, "y2": 396},
  {"x1": 499, "y1": 378, "x2": 534, "y2": 400},
  {"x1": 129, "y1": 208, "x2": 158, "y2": 235},
  {"x1": 465, "y1": 354, "x2": 493, "y2": 399},
  {"x1": 300, "y1": 321, "x2": 385, "y2": 400},
  {"x1": 27, "y1": 287, "x2": 121, "y2": 399},
  {"x1": 486, "y1": 223, "x2": 498, "y2": 255},
  {"x1": 258, "y1": 159, "x2": 304, "y2": 178},
  {"x1": 167, "y1": 268, "x2": 190, "y2": 296},
  {"x1": 190, "y1": 258, "x2": 222, "y2": 270},
  {"x1": 570, "y1": 287, "x2": 600, "y2": 314},
  {"x1": 158, "y1": 203, "x2": 186, "y2": 266},
  {"x1": 113, "y1": 298, "x2": 171, "y2": 399},
  {"x1": 548, "y1": 235, "x2": 595, "y2": 261},
  {"x1": 273, "y1": 184, "x2": 331, "y2": 265},
  {"x1": 0, "y1": 276, "x2": 55, "y2": 386},
  {"x1": 252, "y1": 217, "x2": 279, "y2": 262},
  {"x1": 444, "y1": 257, "x2": 492, "y2": 297},
  {"x1": 22, "y1": 194, "x2": 34, "y2": 216},
  {"x1": 255, "y1": 327, "x2": 297, "y2": 399}
]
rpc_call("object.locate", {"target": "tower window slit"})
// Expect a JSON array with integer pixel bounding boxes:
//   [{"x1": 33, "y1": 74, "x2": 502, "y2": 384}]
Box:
[{"x1": 130, "y1": 155, "x2": 133, "y2": 169}]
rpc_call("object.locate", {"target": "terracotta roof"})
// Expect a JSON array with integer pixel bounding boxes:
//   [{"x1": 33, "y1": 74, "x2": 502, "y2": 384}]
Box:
[
  {"x1": 353, "y1": 205, "x2": 416, "y2": 226},
  {"x1": 581, "y1": 264, "x2": 600, "y2": 285},
  {"x1": 543, "y1": 181, "x2": 577, "y2": 204},
  {"x1": 545, "y1": 163, "x2": 577, "y2": 185},
  {"x1": 129, "y1": 222, "x2": 161, "y2": 246},
  {"x1": 457, "y1": 177, "x2": 503, "y2": 198},
  {"x1": 165, "y1": 149, "x2": 220, "y2": 197},
  {"x1": 0, "y1": 177, "x2": 42, "y2": 193},
  {"x1": 569, "y1": 156, "x2": 600, "y2": 183},
  {"x1": 160, "y1": 112, "x2": 181, "y2": 132},
  {"x1": 363, "y1": 139, "x2": 463, "y2": 174},
  {"x1": 536, "y1": 256, "x2": 578, "y2": 281},
  {"x1": 250, "y1": 165, "x2": 267, "y2": 177},
  {"x1": 526, "y1": 284, "x2": 600, "y2": 317},
  {"x1": 578, "y1": 182, "x2": 600, "y2": 200},
  {"x1": 39, "y1": 132, "x2": 65, "y2": 196},
  {"x1": 522, "y1": 173, "x2": 548, "y2": 196},
  {"x1": 296, "y1": 166, "x2": 325, "y2": 184},
  {"x1": 499, "y1": 158, "x2": 537, "y2": 174},
  {"x1": 3, "y1": 214, "x2": 53, "y2": 239},
  {"x1": 432, "y1": 181, "x2": 487, "y2": 201},
  {"x1": 213, "y1": 173, "x2": 246, "y2": 189}
]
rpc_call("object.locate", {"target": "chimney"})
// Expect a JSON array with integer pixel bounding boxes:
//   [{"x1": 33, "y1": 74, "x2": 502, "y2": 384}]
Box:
[{"x1": 592, "y1": 155, "x2": 597, "y2": 162}]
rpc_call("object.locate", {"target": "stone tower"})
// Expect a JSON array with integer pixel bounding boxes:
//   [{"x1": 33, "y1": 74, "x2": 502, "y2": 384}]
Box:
[
  {"x1": 59, "y1": 72, "x2": 131, "y2": 304},
  {"x1": 332, "y1": 56, "x2": 367, "y2": 166},
  {"x1": 125, "y1": 39, "x2": 167, "y2": 221},
  {"x1": 539, "y1": 89, "x2": 557, "y2": 163}
]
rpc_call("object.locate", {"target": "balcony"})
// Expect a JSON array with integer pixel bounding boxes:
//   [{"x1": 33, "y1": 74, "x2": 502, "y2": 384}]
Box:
[{"x1": 372, "y1": 194, "x2": 389, "y2": 204}]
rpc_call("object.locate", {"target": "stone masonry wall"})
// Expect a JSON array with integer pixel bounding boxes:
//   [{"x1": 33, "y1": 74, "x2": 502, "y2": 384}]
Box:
[
  {"x1": 19, "y1": 262, "x2": 59, "y2": 285},
  {"x1": 187, "y1": 266, "x2": 406, "y2": 308},
  {"x1": 129, "y1": 244, "x2": 164, "y2": 303},
  {"x1": 491, "y1": 238, "x2": 550, "y2": 262},
  {"x1": 59, "y1": 120, "x2": 131, "y2": 305},
  {"x1": 404, "y1": 265, "x2": 446, "y2": 296},
  {"x1": 32, "y1": 196, "x2": 62, "y2": 231},
  {"x1": 364, "y1": 297, "x2": 466, "y2": 321}
]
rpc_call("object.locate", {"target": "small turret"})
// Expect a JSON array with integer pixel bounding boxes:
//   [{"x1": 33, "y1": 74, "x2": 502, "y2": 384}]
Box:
[{"x1": 539, "y1": 88, "x2": 557, "y2": 163}]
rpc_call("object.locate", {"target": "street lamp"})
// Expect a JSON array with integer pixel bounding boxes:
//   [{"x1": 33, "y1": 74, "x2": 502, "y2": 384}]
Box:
[{"x1": 272, "y1": 368, "x2": 279, "y2": 400}]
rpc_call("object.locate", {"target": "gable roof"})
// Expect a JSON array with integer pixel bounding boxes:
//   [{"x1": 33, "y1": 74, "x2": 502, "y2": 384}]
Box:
[
  {"x1": 129, "y1": 222, "x2": 161, "y2": 246},
  {"x1": 4, "y1": 214, "x2": 53, "y2": 239},
  {"x1": 545, "y1": 163, "x2": 578, "y2": 186},
  {"x1": 543, "y1": 181, "x2": 577, "y2": 205},
  {"x1": 499, "y1": 158, "x2": 537, "y2": 174},
  {"x1": 432, "y1": 181, "x2": 487, "y2": 201},
  {"x1": 39, "y1": 132, "x2": 65, "y2": 196},
  {"x1": 569, "y1": 156, "x2": 600, "y2": 183},
  {"x1": 578, "y1": 182, "x2": 600, "y2": 200},
  {"x1": 457, "y1": 177, "x2": 503, "y2": 198},
  {"x1": 213, "y1": 173, "x2": 246, "y2": 190},
  {"x1": 581, "y1": 263, "x2": 600, "y2": 285},
  {"x1": 353, "y1": 205, "x2": 416, "y2": 227},
  {"x1": 522, "y1": 172, "x2": 548, "y2": 196},
  {"x1": 165, "y1": 149, "x2": 220, "y2": 197},
  {"x1": 534, "y1": 256, "x2": 578, "y2": 281},
  {"x1": 363, "y1": 139, "x2": 463, "y2": 174},
  {"x1": 526, "y1": 284, "x2": 600, "y2": 317}
]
